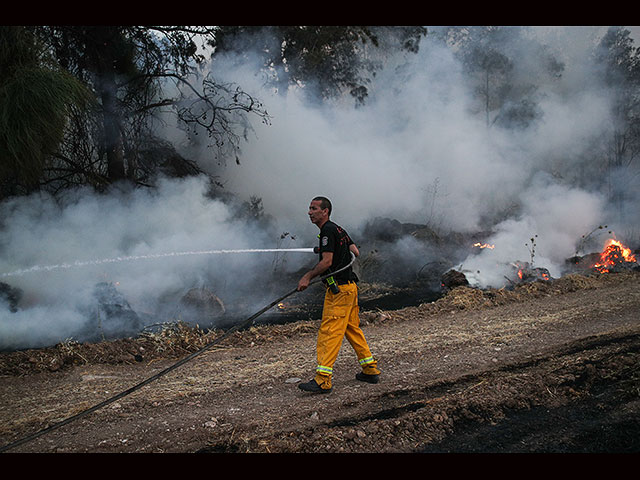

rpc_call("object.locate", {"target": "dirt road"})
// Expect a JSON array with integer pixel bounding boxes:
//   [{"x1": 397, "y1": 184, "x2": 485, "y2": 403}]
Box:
[{"x1": 1, "y1": 272, "x2": 639, "y2": 453}]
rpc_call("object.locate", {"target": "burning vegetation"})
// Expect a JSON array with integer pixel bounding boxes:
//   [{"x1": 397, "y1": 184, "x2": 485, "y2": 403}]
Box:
[
  {"x1": 567, "y1": 238, "x2": 639, "y2": 275},
  {"x1": 511, "y1": 262, "x2": 551, "y2": 283},
  {"x1": 1, "y1": 218, "x2": 638, "y2": 353},
  {"x1": 443, "y1": 235, "x2": 639, "y2": 293},
  {"x1": 592, "y1": 239, "x2": 638, "y2": 273}
]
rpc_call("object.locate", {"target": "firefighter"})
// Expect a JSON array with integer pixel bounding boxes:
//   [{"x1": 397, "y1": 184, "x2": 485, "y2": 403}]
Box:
[{"x1": 297, "y1": 196, "x2": 380, "y2": 393}]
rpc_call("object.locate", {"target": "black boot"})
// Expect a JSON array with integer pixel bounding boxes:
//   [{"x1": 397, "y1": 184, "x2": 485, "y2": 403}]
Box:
[
  {"x1": 356, "y1": 372, "x2": 380, "y2": 384},
  {"x1": 298, "y1": 379, "x2": 332, "y2": 393}
]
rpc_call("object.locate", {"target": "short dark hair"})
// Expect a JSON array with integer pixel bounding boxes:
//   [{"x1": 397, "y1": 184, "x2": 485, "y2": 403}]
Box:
[{"x1": 313, "y1": 196, "x2": 332, "y2": 216}]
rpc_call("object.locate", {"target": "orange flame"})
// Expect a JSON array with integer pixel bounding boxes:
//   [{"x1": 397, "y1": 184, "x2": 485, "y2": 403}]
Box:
[
  {"x1": 473, "y1": 242, "x2": 495, "y2": 249},
  {"x1": 513, "y1": 262, "x2": 550, "y2": 282},
  {"x1": 593, "y1": 239, "x2": 636, "y2": 273}
]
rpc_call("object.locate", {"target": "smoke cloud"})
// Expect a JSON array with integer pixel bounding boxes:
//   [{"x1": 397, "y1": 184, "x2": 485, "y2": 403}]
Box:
[
  {"x1": 208, "y1": 28, "x2": 636, "y2": 281},
  {"x1": 0, "y1": 177, "x2": 312, "y2": 350},
  {"x1": 1, "y1": 27, "x2": 638, "y2": 350}
]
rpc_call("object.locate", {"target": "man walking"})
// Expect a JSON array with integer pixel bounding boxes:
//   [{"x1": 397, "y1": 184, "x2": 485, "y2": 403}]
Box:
[{"x1": 297, "y1": 196, "x2": 380, "y2": 393}]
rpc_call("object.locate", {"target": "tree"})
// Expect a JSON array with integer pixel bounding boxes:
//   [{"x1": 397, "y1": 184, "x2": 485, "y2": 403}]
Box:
[
  {"x1": 212, "y1": 26, "x2": 427, "y2": 106},
  {"x1": 592, "y1": 26, "x2": 640, "y2": 216},
  {"x1": 442, "y1": 26, "x2": 564, "y2": 129},
  {"x1": 0, "y1": 26, "x2": 91, "y2": 197},
  {"x1": 23, "y1": 26, "x2": 269, "y2": 193}
]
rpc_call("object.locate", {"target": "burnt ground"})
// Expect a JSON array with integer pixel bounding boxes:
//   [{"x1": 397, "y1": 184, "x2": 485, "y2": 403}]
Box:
[{"x1": 1, "y1": 271, "x2": 639, "y2": 454}]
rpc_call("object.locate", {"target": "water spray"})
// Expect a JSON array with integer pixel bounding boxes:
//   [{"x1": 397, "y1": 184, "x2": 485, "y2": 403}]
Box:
[{"x1": 1, "y1": 247, "x2": 316, "y2": 278}]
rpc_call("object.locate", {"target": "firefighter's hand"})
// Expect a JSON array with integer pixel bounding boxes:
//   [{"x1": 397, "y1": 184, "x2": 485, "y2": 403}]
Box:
[{"x1": 297, "y1": 275, "x2": 310, "y2": 291}]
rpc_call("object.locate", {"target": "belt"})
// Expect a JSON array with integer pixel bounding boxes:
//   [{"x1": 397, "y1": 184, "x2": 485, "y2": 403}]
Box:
[{"x1": 336, "y1": 280, "x2": 356, "y2": 285}]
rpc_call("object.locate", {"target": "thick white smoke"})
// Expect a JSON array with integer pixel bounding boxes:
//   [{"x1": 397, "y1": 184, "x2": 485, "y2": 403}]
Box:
[
  {"x1": 0, "y1": 177, "x2": 312, "y2": 350},
  {"x1": 1, "y1": 27, "x2": 638, "y2": 350},
  {"x1": 458, "y1": 175, "x2": 608, "y2": 287},
  {"x1": 206, "y1": 29, "x2": 634, "y2": 284}
]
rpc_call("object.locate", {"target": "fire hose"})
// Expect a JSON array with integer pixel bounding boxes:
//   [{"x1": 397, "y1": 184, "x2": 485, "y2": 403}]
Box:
[{"x1": 0, "y1": 251, "x2": 356, "y2": 453}]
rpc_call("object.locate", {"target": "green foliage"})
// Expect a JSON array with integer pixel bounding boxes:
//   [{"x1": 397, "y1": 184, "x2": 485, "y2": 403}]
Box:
[
  {"x1": 593, "y1": 27, "x2": 640, "y2": 86},
  {"x1": 25, "y1": 26, "x2": 268, "y2": 190},
  {"x1": 213, "y1": 26, "x2": 427, "y2": 105},
  {"x1": 0, "y1": 27, "x2": 92, "y2": 190},
  {"x1": 444, "y1": 26, "x2": 565, "y2": 129},
  {"x1": 0, "y1": 69, "x2": 92, "y2": 184}
]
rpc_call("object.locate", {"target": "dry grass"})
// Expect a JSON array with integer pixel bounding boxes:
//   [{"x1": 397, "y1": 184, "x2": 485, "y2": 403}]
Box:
[{"x1": 377, "y1": 272, "x2": 629, "y2": 325}]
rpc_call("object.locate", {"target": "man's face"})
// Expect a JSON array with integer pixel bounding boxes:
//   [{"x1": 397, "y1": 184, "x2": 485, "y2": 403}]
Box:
[{"x1": 308, "y1": 200, "x2": 328, "y2": 226}]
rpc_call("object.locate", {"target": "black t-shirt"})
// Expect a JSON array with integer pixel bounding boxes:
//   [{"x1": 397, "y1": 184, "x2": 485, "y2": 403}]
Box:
[{"x1": 318, "y1": 220, "x2": 358, "y2": 283}]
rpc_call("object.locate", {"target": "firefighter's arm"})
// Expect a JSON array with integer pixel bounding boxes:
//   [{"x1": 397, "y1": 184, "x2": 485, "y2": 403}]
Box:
[
  {"x1": 349, "y1": 243, "x2": 360, "y2": 257},
  {"x1": 298, "y1": 251, "x2": 333, "y2": 291}
]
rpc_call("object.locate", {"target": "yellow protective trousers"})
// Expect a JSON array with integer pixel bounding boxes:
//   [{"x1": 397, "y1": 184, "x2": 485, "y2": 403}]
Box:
[{"x1": 314, "y1": 282, "x2": 379, "y2": 389}]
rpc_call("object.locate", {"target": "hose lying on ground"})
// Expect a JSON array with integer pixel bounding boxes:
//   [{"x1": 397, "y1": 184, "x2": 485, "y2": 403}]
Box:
[{"x1": 0, "y1": 253, "x2": 356, "y2": 453}]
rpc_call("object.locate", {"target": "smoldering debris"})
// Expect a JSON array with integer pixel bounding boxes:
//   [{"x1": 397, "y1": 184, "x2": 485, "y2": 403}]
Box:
[
  {"x1": 178, "y1": 287, "x2": 226, "y2": 324},
  {"x1": 441, "y1": 269, "x2": 470, "y2": 293},
  {"x1": 0, "y1": 282, "x2": 22, "y2": 313},
  {"x1": 441, "y1": 263, "x2": 551, "y2": 293},
  {"x1": 81, "y1": 282, "x2": 144, "y2": 342},
  {"x1": 442, "y1": 238, "x2": 639, "y2": 295}
]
